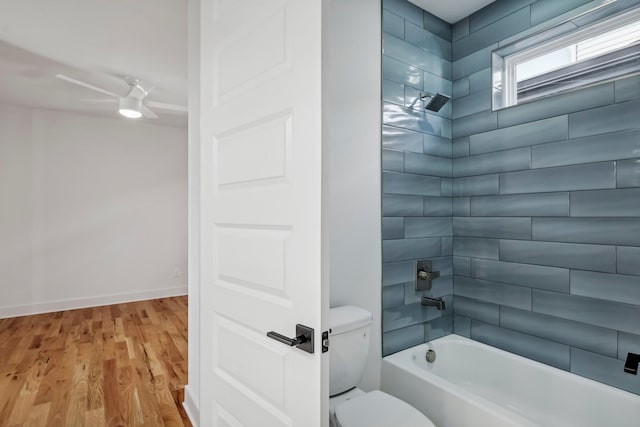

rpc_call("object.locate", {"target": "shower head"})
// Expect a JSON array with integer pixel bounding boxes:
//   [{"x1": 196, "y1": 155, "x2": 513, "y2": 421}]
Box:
[{"x1": 420, "y1": 93, "x2": 451, "y2": 112}]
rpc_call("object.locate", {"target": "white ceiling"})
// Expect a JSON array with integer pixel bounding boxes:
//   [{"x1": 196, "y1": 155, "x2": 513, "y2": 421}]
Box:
[
  {"x1": 0, "y1": 0, "x2": 492, "y2": 128},
  {"x1": 0, "y1": 0, "x2": 187, "y2": 128},
  {"x1": 408, "y1": 0, "x2": 497, "y2": 24}
]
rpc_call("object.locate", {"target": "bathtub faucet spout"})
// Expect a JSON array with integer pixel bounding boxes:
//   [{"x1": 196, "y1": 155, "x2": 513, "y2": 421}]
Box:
[{"x1": 421, "y1": 296, "x2": 446, "y2": 310}]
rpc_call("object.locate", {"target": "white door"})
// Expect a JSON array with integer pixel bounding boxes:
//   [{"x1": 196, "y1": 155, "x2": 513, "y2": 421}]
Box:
[{"x1": 199, "y1": 0, "x2": 327, "y2": 426}]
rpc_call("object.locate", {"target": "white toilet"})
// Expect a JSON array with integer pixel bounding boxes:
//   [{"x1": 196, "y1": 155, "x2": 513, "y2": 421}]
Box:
[{"x1": 329, "y1": 305, "x2": 436, "y2": 427}]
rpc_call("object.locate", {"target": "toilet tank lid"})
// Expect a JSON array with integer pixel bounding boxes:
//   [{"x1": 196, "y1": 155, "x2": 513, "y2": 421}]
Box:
[{"x1": 329, "y1": 306, "x2": 372, "y2": 335}]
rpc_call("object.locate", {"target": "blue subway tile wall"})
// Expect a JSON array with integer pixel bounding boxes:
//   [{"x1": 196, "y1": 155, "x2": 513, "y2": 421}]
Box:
[
  {"x1": 424, "y1": 315, "x2": 454, "y2": 341},
  {"x1": 618, "y1": 159, "x2": 640, "y2": 188},
  {"x1": 453, "y1": 315, "x2": 471, "y2": 336},
  {"x1": 468, "y1": 67, "x2": 492, "y2": 93},
  {"x1": 404, "y1": 152, "x2": 452, "y2": 177},
  {"x1": 532, "y1": 218, "x2": 640, "y2": 246},
  {"x1": 452, "y1": 137, "x2": 470, "y2": 158},
  {"x1": 468, "y1": 0, "x2": 537, "y2": 33},
  {"x1": 452, "y1": 18, "x2": 469, "y2": 42},
  {"x1": 452, "y1": 89, "x2": 492, "y2": 119},
  {"x1": 449, "y1": 0, "x2": 640, "y2": 395},
  {"x1": 499, "y1": 240, "x2": 617, "y2": 272},
  {"x1": 568, "y1": 99, "x2": 640, "y2": 138},
  {"x1": 530, "y1": 0, "x2": 599, "y2": 26},
  {"x1": 619, "y1": 332, "x2": 640, "y2": 361},
  {"x1": 471, "y1": 320, "x2": 571, "y2": 370},
  {"x1": 405, "y1": 21, "x2": 452, "y2": 61},
  {"x1": 531, "y1": 130, "x2": 640, "y2": 168},
  {"x1": 468, "y1": 115, "x2": 568, "y2": 155},
  {"x1": 618, "y1": 246, "x2": 640, "y2": 276},
  {"x1": 453, "y1": 217, "x2": 531, "y2": 240},
  {"x1": 383, "y1": 171, "x2": 442, "y2": 196},
  {"x1": 452, "y1": 197, "x2": 470, "y2": 216},
  {"x1": 452, "y1": 110, "x2": 498, "y2": 138},
  {"x1": 454, "y1": 296, "x2": 499, "y2": 325},
  {"x1": 422, "y1": 196, "x2": 452, "y2": 216},
  {"x1": 452, "y1": 174, "x2": 499, "y2": 196},
  {"x1": 570, "y1": 188, "x2": 640, "y2": 217},
  {"x1": 452, "y1": 78, "x2": 470, "y2": 99},
  {"x1": 499, "y1": 162, "x2": 616, "y2": 194},
  {"x1": 382, "y1": 149, "x2": 404, "y2": 172},
  {"x1": 382, "y1": 0, "x2": 454, "y2": 357},
  {"x1": 569, "y1": 98, "x2": 640, "y2": 138},
  {"x1": 423, "y1": 134, "x2": 453, "y2": 157},
  {"x1": 453, "y1": 7, "x2": 531, "y2": 61},
  {"x1": 423, "y1": 11, "x2": 452, "y2": 41},
  {"x1": 499, "y1": 306, "x2": 617, "y2": 357},
  {"x1": 382, "y1": 324, "x2": 425, "y2": 356},
  {"x1": 497, "y1": 83, "x2": 614, "y2": 128},
  {"x1": 453, "y1": 147, "x2": 531, "y2": 177},
  {"x1": 471, "y1": 193, "x2": 569, "y2": 217},
  {"x1": 453, "y1": 257, "x2": 471, "y2": 277},
  {"x1": 454, "y1": 237, "x2": 499, "y2": 260},
  {"x1": 615, "y1": 74, "x2": 640, "y2": 103},
  {"x1": 570, "y1": 271, "x2": 640, "y2": 306},
  {"x1": 454, "y1": 276, "x2": 532, "y2": 310},
  {"x1": 472, "y1": 258, "x2": 569, "y2": 293},
  {"x1": 452, "y1": 44, "x2": 497, "y2": 80},
  {"x1": 405, "y1": 217, "x2": 452, "y2": 238},
  {"x1": 382, "y1": 125, "x2": 424, "y2": 153},
  {"x1": 381, "y1": 0, "x2": 640, "y2": 396},
  {"x1": 571, "y1": 348, "x2": 640, "y2": 395}
]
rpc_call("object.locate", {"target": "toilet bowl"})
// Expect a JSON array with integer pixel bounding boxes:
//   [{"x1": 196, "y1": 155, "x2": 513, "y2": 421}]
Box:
[
  {"x1": 330, "y1": 388, "x2": 436, "y2": 427},
  {"x1": 329, "y1": 306, "x2": 436, "y2": 427}
]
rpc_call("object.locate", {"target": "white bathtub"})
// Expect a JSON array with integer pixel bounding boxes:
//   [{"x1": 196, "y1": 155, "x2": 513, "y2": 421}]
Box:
[{"x1": 381, "y1": 335, "x2": 640, "y2": 427}]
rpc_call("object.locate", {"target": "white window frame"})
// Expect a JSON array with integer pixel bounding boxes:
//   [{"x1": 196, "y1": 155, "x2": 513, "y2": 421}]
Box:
[{"x1": 492, "y1": 2, "x2": 640, "y2": 110}]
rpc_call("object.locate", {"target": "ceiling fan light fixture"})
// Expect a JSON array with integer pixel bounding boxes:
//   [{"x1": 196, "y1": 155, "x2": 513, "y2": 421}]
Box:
[
  {"x1": 118, "y1": 97, "x2": 142, "y2": 119},
  {"x1": 56, "y1": 74, "x2": 185, "y2": 120}
]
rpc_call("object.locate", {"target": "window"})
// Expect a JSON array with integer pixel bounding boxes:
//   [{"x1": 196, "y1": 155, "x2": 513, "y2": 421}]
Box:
[{"x1": 492, "y1": 2, "x2": 640, "y2": 110}]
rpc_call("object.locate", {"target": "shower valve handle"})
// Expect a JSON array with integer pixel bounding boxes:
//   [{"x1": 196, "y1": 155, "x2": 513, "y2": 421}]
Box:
[{"x1": 418, "y1": 270, "x2": 440, "y2": 281}]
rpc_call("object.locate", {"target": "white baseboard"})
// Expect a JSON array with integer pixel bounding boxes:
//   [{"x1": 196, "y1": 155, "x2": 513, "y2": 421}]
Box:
[
  {"x1": 183, "y1": 385, "x2": 200, "y2": 427},
  {"x1": 0, "y1": 286, "x2": 187, "y2": 319}
]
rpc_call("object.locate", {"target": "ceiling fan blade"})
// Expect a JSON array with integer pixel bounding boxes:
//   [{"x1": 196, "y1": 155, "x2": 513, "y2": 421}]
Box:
[
  {"x1": 140, "y1": 105, "x2": 159, "y2": 119},
  {"x1": 56, "y1": 74, "x2": 120, "y2": 98},
  {"x1": 146, "y1": 100, "x2": 188, "y2": 113},
  {"x1": 80, "y1": 98, "x2": 118, "y2": 104}
]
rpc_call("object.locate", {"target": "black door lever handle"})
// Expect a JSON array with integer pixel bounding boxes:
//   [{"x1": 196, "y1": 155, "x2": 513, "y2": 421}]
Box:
[
  {"x1": 266, "y1": 331, "x2": 307, "y2": 346},
  {"x1": 267, "y1": 324, "x2": 315, "y2": 354}
]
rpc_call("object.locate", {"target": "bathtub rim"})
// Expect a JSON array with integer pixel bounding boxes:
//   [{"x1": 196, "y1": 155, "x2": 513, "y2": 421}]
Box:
[
  {"x1": 384, "y1": 333, "x2": 640, "y2": 402},
  {"x1": 383, "y1": 341, "x2": 541, "y2": 426},
  {"x1": 382, "y1": 333, "x2": 640, "y2": 426}
]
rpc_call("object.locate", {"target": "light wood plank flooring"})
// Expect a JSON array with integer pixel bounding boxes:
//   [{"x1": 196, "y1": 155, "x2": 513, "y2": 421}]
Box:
[{"x1": 0, "y1": 296, "x2": 190, "y2": 427}]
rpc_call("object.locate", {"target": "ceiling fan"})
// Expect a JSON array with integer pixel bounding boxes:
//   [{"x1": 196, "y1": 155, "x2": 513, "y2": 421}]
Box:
[{"x1": 55, "y1": 74, "x2": 187, "y2": 119}]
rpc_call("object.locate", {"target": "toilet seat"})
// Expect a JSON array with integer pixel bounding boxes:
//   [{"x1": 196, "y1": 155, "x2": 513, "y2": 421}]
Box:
[{"x1": 335, "y1": 390, "x2": 436, "y2": 427}]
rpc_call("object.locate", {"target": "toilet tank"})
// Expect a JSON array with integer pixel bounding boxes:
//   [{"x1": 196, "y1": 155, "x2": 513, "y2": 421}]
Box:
[{"x1": 329, "y1": 306, "x2": 373, "y2": 396}]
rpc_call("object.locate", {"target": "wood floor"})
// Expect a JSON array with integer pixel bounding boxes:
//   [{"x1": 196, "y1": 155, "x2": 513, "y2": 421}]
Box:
[{"x1": 0, "y1": 296, "x2": 190, "y2": 427}]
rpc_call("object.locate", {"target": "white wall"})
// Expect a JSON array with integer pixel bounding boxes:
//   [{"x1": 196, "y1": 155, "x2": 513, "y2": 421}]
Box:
[
  {"x1": 0, "y1": 104, "x2": 188, "y2": 317},
  {"x1": 184, "y1": 0, "x2": 201, "y2": 423},
  {"x1": 324, "y1": 0, "x2": 382, "y2": 391}
]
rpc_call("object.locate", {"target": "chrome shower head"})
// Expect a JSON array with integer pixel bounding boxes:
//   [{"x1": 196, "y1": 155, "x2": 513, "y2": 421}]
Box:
[{"x1": 420, "y1": 92, "x2": 451, "y2": 112}]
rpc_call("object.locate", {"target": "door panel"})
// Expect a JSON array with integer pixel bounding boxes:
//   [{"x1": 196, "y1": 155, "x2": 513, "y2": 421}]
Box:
[{"x1": 200, "y1": 0, "x2": 324, "y2": 425}]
